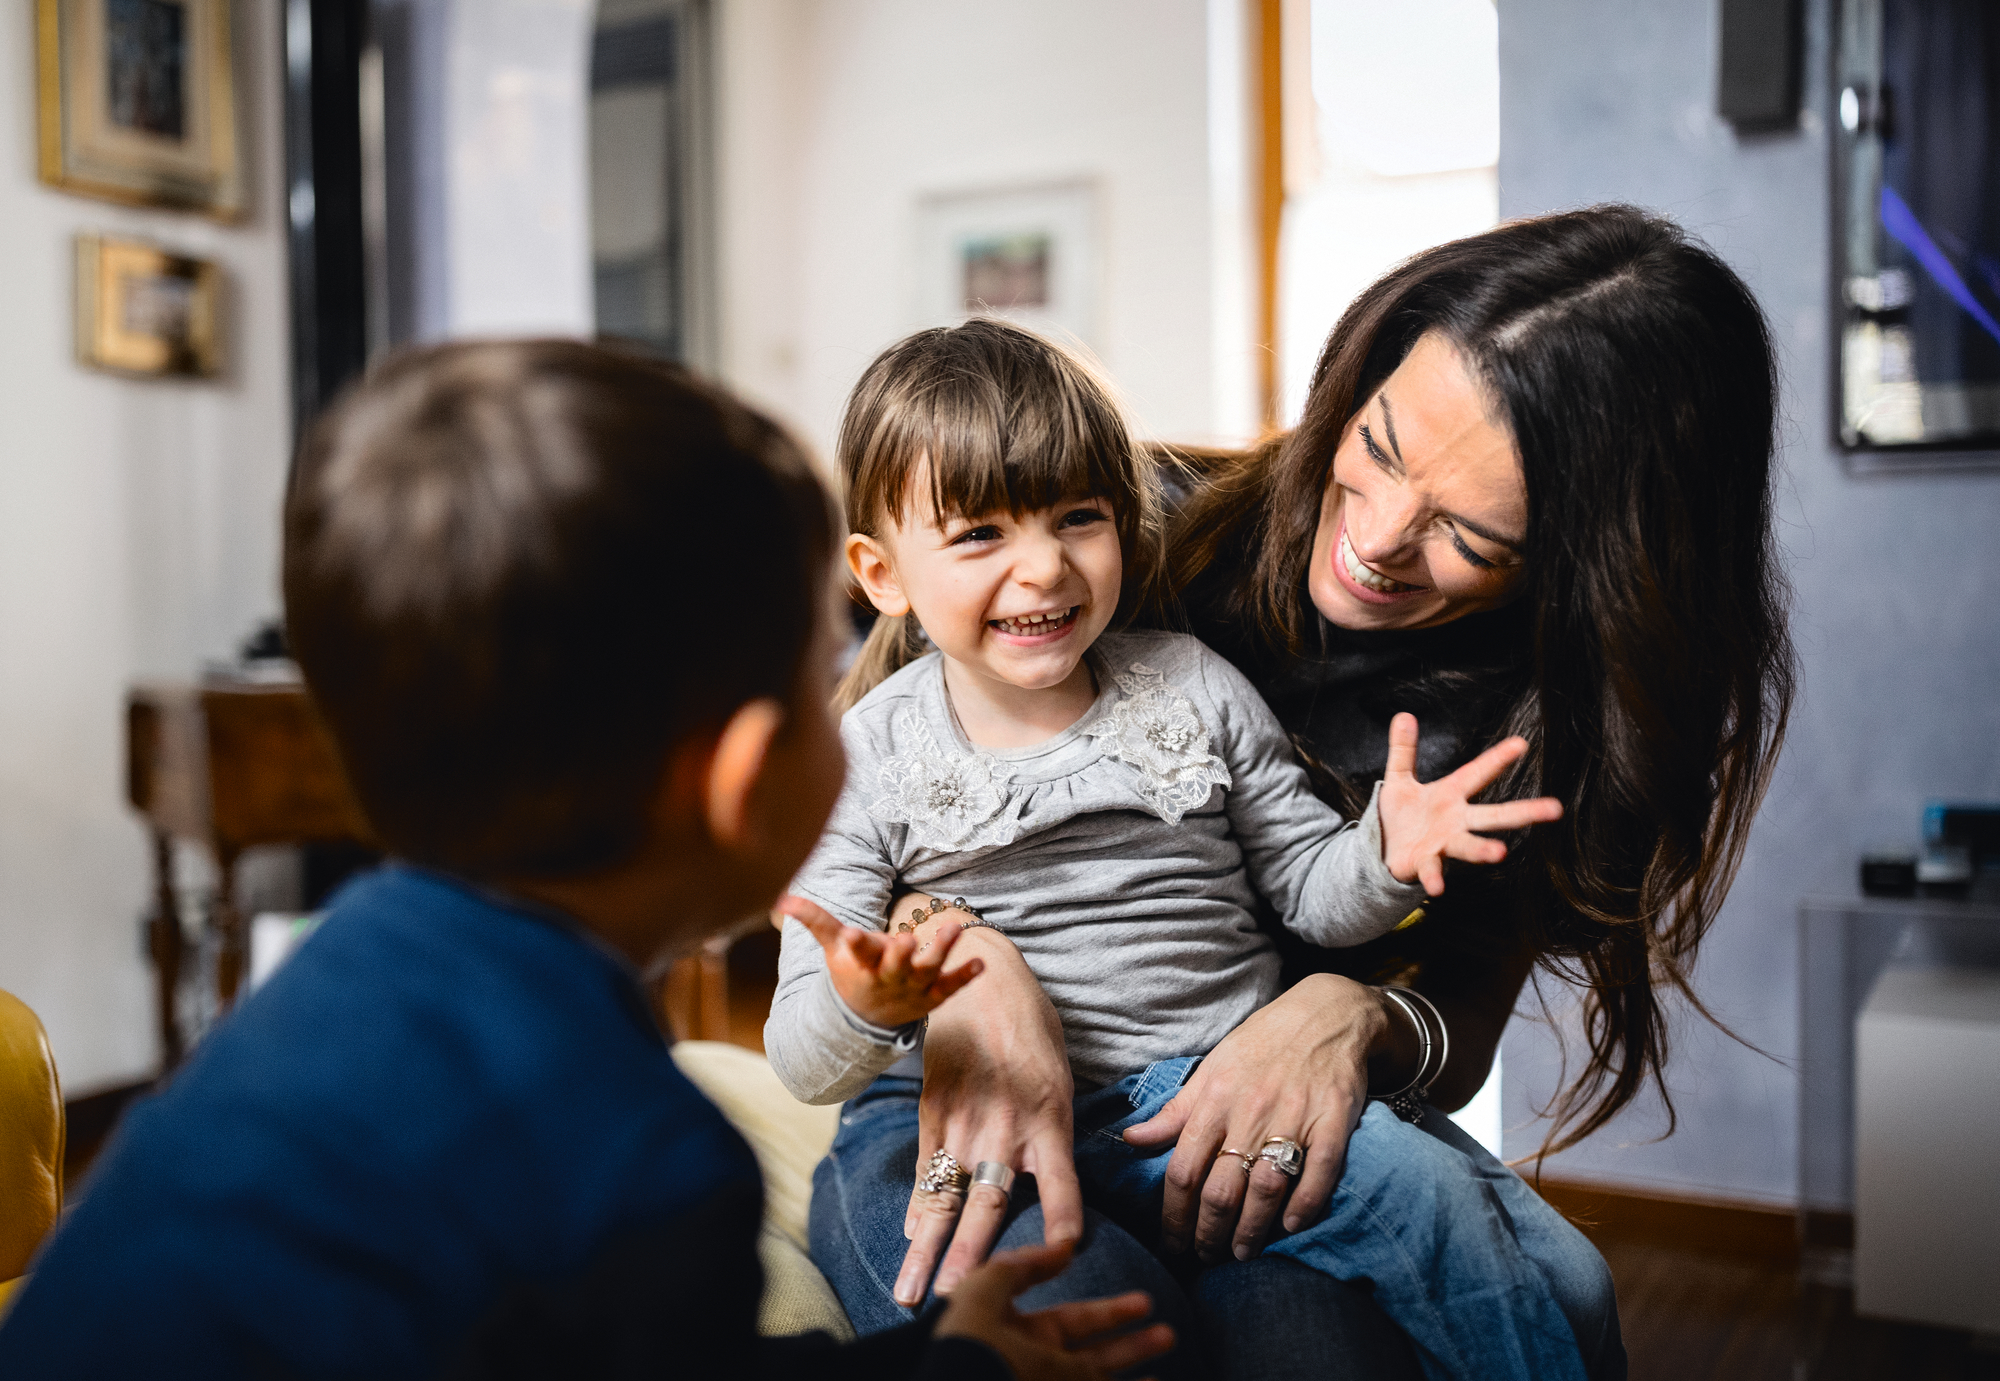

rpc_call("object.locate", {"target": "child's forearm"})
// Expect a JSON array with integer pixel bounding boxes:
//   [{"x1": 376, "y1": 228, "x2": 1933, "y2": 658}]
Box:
[{"x1": 1282, "y1": 788, "x2": 1429, "y2": 948}]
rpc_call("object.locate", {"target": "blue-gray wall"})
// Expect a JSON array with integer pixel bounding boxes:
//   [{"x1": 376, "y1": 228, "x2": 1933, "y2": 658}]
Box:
[{"x1": 1497, "y1": 0, "x2": 2000, "y2": 1202}]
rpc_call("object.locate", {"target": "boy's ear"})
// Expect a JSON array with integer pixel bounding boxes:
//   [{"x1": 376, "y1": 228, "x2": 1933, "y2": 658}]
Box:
[
  {"x1": 702, "y1": 697, "x2": 788, "y2": 854},
  {"x1": 846, "y1": 533, "x2": 909, "y2": 618}
]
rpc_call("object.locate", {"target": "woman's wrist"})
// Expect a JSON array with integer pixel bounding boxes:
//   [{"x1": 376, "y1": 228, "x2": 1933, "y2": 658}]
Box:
[{"x1": 1362, "y1": 984, "x2": 1425, "y2": 1096}]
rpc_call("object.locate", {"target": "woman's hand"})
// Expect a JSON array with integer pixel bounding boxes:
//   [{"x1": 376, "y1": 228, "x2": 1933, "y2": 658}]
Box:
[
  {"x1": 1122, "y1": 973, "x2": 1414, "y2": 1263},
  {"x1": 892, "y1": 915, "x2": 1081, "y2": 1307},
  {"x1": 935, "y1": 1243, "x2": 1174, "y2": 1381}
]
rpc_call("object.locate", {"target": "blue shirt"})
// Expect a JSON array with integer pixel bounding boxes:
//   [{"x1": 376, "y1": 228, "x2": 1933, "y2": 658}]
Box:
[{"x1": 0, "y1": 866, "x2": 994, "y2": 1379}]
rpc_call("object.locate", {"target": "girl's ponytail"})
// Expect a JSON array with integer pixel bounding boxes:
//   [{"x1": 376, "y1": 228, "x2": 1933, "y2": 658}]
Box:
[{"x1": 834, "y1": 610, "x2": 923, "y2": 713}]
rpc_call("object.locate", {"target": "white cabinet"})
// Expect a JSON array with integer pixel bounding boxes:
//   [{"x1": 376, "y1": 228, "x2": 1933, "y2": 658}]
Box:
[{"x1": 1854, "y1": 965, "x2": 2000, "y2": 1332}]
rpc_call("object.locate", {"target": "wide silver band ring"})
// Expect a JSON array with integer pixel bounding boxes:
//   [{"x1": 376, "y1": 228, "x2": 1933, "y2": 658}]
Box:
[
  {"x1": 918, "y1": 1149, "x2": 972, "y2": 1197},
  {"x1": 972, "y1": 1161, "x2": 1016, "y2": 1198},
  {"x1": 1258, "y1": 1137, "x2": 1305, "y2": 1178}
]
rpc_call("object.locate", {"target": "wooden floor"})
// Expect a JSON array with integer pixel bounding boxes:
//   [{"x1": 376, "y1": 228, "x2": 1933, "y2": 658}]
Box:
[{"x1": 1591, "y1": 1239, "x2": 1999, "y2": 1381}]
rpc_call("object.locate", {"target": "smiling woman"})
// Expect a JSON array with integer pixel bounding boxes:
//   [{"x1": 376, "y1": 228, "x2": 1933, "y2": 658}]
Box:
[{"x1": 1170, "y1": 204, "x2": 1798, "y2": 1168}]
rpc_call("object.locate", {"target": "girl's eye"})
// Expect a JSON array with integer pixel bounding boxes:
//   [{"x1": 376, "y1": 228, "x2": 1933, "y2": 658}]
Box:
[
  {"x1": 1448, "y1": 527, "x2": 1496, "y2": 570},
  {"x1": 951, "y1": 524, "x2": 1003, "y2": 545},
  {"x1": 1059, "y1": 508, "x2": 1109, "y2": 529}
]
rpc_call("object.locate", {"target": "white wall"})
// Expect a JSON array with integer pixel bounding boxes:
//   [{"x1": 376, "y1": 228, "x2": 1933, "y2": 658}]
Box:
[
  {"x1": 713, "y1": 0, "x2": 1260, "y2": 461},
  {"x1": 1497, "y1": 0, "x2": 2000, "y2": 1205},
  {"x1": 0, "y1": 3, "x2": 292, "y2": 1093}
]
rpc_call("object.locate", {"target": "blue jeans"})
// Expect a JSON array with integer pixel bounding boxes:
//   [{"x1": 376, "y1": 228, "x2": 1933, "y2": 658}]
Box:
[{"x1": 809, "y1": 1059, "x2": 1625, "y2": 1381}]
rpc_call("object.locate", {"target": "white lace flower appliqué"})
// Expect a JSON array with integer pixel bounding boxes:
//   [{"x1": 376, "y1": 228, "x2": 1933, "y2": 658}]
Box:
[
  {"x1": 1085, "y1": 662, "x2": 1232, "y2": 824},
  {"x1": 869, "y1": 708, "x2": 1017, "y2": 852}
]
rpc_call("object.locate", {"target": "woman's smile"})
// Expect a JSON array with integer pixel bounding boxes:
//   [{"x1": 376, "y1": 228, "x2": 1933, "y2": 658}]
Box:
[
  {"x1": 989, "y1": 604, "x2": 1081, "y2": 643},
  {"x1": 1333, "y1": 521, "x2": 1427, "y2": 603}
]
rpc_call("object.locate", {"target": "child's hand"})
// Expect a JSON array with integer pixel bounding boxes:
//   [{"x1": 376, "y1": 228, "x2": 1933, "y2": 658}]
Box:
[
  {"x1": 778, "y1": 894, "x2": 985, "y2": 1028},
  {"x1": 1378, "y1": 712, "x2": 1563, "y2": 896}
]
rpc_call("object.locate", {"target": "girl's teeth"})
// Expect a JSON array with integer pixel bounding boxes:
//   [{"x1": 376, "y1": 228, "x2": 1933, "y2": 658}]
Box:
[
  {"x1": 1340, "y1": 532, "x2": 1416, "y2": 594},
  {"x1": 994, "y1": 607, "x2": 1076, "y2": 634}
]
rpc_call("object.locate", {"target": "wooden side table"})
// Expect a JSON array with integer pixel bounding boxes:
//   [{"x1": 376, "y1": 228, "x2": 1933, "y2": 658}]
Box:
[{"x1": 126, "y1": 681, "x2": 376, "y2": 1068}]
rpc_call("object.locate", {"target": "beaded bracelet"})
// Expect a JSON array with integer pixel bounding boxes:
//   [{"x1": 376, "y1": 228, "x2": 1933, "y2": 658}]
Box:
[{"x1": 894, "y1": 895, "x2": 987, "y2": 934}]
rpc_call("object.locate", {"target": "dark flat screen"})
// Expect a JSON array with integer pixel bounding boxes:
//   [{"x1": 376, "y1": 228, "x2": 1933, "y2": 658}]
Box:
[{"x1": 1838, "y1": 0, "x2": 2000, "y2": 451}]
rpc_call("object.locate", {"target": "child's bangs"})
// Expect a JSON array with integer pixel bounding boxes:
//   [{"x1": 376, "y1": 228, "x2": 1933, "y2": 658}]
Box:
[{"x1": 872, "y1": 381, "x2": 1135, "y2": 531}]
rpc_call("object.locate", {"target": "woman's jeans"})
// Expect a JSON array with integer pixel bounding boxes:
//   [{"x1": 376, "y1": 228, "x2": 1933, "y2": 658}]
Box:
[{"x1": 809, "y1": 1059, "x2": 1625, "y2": 1381}]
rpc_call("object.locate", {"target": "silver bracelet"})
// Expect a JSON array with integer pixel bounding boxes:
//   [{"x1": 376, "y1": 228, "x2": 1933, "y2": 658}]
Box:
[
  {"x1": 1376, "y1": 987, "x2": 1450, "y2": 1124},
  {"x1": 1375, "y1": 989, "x2": 1429, "y2": 1100}
]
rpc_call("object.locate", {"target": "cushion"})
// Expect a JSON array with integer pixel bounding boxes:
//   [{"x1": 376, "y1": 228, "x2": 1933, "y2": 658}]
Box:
[{"x1": 671, "y1": 1041, "x2": 853, "y2": 1340}]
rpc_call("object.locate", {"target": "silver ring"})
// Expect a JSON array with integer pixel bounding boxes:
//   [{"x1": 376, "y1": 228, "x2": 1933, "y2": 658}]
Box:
[
  {"x1": 972, "y1": 1161, "x2": 1016, "y2": 1198},
  {"x1": 1258, "y1": 1137, "x2": 1305, "y2": 1179},
  {"x1": 918, "y1": 1149, "x2": 971, "y2": 1197}
]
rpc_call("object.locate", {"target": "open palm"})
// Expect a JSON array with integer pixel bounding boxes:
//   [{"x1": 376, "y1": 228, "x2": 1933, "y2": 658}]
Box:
[{"x1": 1378, "y1": 712, "x2": 1563, "y2": 895}]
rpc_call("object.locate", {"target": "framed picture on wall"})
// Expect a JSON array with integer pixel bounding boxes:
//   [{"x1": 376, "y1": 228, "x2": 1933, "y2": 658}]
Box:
[
  {"x1": 37, "y1": 0, "x2": 245, "y2": 219},
  {"x1": 915, "y1": 182, "x2": 1100, "y2": 350},
  {"x1": 75, "y1": 234, "x2": 222, "y2": 377}
]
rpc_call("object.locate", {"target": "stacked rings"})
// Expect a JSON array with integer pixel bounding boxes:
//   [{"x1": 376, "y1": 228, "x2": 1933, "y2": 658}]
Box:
[
  {"x1": 918, "y1": 1149, "x2": 972, "y2": 1197},
  {"x1": 1258, "y1": 1137, "x2": 1305, "y2": 1178}
]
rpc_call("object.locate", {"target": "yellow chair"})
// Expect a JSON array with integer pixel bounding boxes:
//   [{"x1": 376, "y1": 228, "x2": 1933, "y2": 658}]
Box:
[{"x1": 0, "y1": 989, "x2": 64, "y2": 1315}]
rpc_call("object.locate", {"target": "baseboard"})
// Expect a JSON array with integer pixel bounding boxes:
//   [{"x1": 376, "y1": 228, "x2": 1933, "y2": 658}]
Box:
[{"x1": 1533, "y1": 1176, "x2": 1812, "y2": 1264}]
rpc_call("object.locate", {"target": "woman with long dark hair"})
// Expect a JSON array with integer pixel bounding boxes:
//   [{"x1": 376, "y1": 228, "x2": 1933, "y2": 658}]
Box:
[{"x1": 823, "y1": 205, "x2": 1795, "y2": 1378}]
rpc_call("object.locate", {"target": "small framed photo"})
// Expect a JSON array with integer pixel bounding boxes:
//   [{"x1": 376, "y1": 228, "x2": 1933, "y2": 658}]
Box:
[
  {"x1": 75, "y1": 234, "x2": 222, "y2": 377},
  {"x1": 915, "y1": 182, "x2": 1099, "y2": 349},
  {"x1": 37, "y1": 0, "x2": 245, "y2": 219}
]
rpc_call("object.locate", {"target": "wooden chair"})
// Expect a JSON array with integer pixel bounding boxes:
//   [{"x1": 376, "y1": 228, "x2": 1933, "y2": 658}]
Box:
[{"x1": 0, "y1": 990, "x2": 64, "y2": 1313}]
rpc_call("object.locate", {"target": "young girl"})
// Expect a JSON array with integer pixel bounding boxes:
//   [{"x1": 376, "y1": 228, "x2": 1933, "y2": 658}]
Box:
[{"x1": 765, "y1": 320, "x2": 1601, "y2": 1381}]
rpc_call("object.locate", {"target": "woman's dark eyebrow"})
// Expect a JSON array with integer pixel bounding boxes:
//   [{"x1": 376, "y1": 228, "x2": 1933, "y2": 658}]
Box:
[
  {"x1": 1451, "y1": 512, "x2": 1525, "y2": 553},
  {"x1": 1377, "y1": 395, "x2": 1406, "y2": 471}
]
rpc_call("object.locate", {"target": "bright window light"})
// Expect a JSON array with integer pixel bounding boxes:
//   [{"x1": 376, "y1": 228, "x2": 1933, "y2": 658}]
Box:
[{"x1": 1313, "y1": 0, "x2": 1499, "y2": 177}]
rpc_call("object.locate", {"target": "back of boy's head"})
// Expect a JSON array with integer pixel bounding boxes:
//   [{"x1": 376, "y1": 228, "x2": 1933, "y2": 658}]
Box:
[
  {"x1": 835, "y1": 318, "x2": 1158, "y2": 710},
  {"x1": 284, "y1": 339, "x2": 833, "y2": 878}
]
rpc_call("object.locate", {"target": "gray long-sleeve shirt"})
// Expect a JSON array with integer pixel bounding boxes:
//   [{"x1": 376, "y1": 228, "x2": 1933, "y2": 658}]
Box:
[{"x1": 764, "y1": 630, "x2": 1427, "y2": 1103}]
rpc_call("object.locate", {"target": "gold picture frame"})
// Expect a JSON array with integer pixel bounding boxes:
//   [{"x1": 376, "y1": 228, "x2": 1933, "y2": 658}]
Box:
[
  {"x1": 37, "y1": 0, "x2": 244, "y2": 219},
  {"x1": 76, "y1": 234, "x2": 222, "y2": 377}
]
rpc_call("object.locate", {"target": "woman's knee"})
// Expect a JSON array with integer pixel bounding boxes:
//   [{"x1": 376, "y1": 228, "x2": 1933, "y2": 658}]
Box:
[
  {"x1": 1334, "y1": 1103, "x2": 1496, "y2": 1220},
  {"x1": 991, "y1": 1206, "x2": 1207, "y2": 1381},
  {"x1": 1195, "y1": 1256, "x2": 1422, "y2": 1381},
  {"x1": 1525, "y1": 1213, "x2": 1622, "y2": 1370},
  {"x1": 996, "y1": 1205, "x2": 1188, "y2": 1314}
]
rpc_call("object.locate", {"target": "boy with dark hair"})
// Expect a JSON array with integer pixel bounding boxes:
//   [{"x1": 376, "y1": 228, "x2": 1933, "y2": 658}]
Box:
[{"x1": 0, "y1": 341, "x2": 1169, "y2": 1380}]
